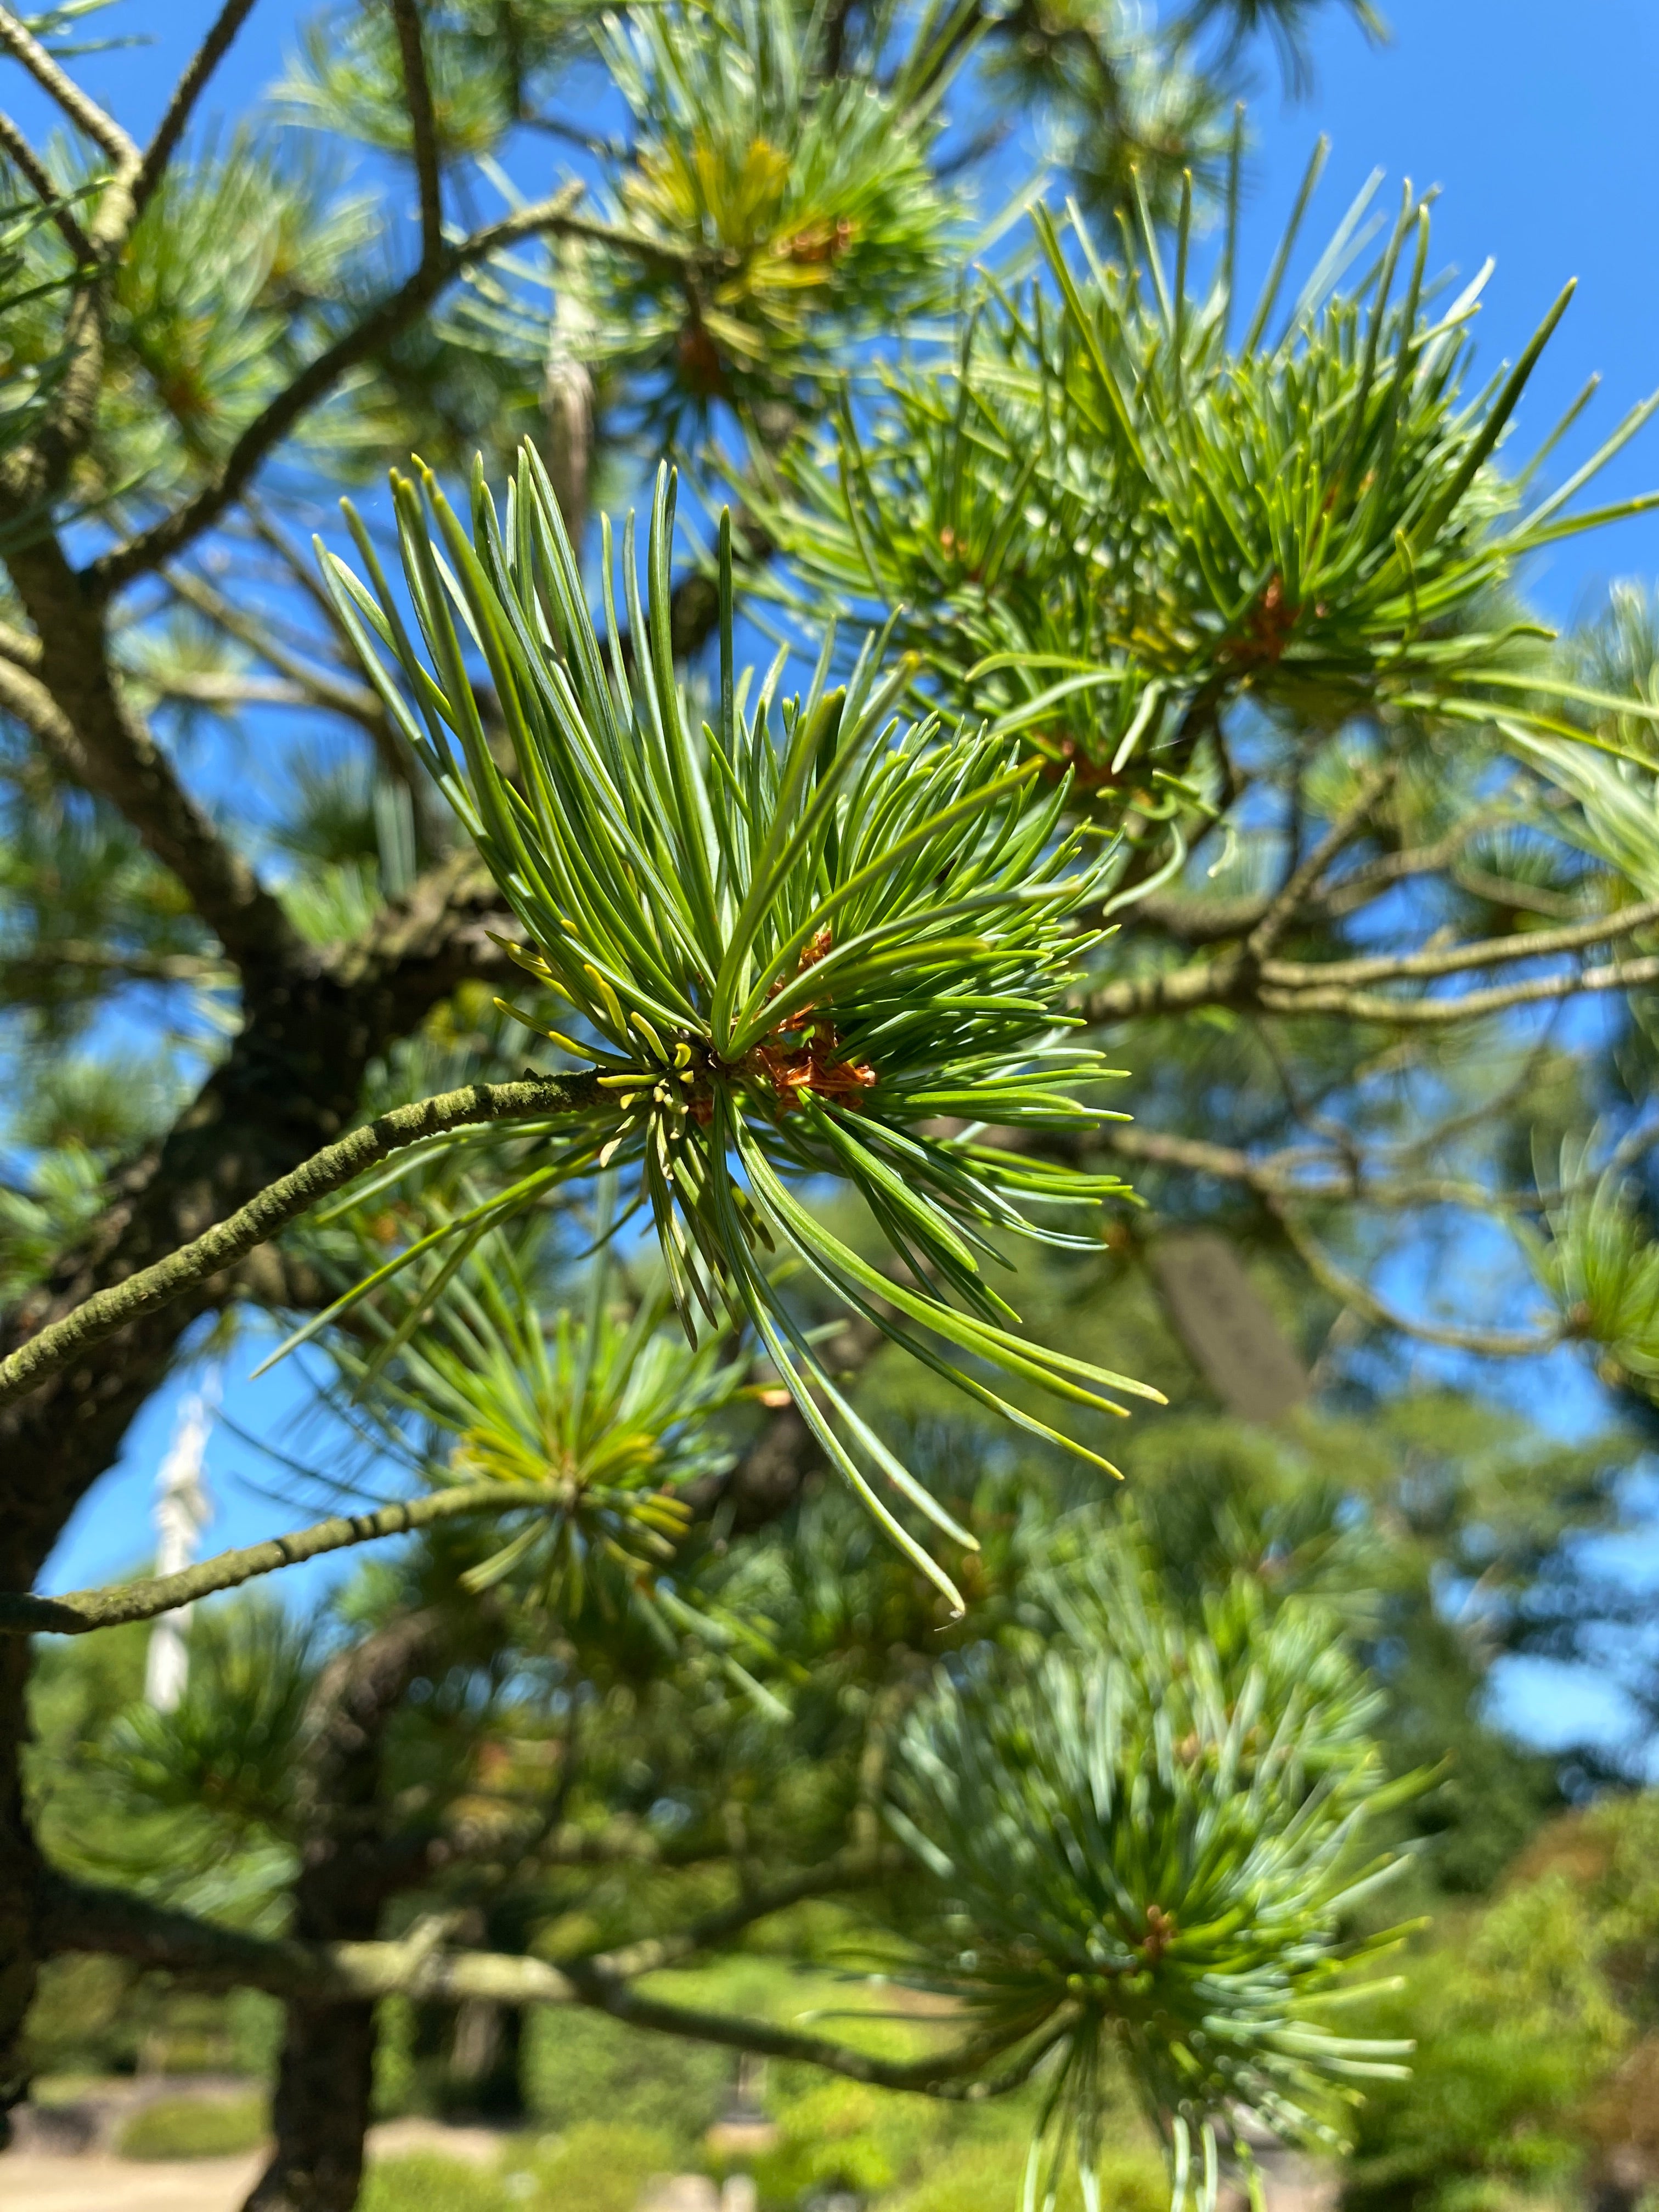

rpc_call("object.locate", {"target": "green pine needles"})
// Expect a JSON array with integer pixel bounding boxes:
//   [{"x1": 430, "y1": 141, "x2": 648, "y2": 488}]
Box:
[
  {"x1": 319, "y1": 1212, "x2": 749, "y2": 1622},
  {"x1": 888, "y1": 1575, "x2": 1418, "y2": 2212},
  {"x1": 763, "y1": 161, "x2": 1659, "y2": 788},
  {"x1": 317, "y1": 447, "x2": 1159, "y2": 1612}
]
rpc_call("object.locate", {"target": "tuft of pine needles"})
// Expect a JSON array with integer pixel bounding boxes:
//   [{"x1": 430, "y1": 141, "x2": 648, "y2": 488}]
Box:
[
  {"x1": 887, "y1": 1565, "x2": 1420, "y2": 2211},
  {"x1": 314, "y1": 444, "x2": 1160, "y2": 1610},
  {"x1": 759, "y1": 171, "x2": 1659, "y2": 794}
]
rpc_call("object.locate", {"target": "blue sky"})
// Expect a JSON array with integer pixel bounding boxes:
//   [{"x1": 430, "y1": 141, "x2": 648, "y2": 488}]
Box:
[{"x1": 21, "y1": 0, "x2": 1659, "y2": 1760}]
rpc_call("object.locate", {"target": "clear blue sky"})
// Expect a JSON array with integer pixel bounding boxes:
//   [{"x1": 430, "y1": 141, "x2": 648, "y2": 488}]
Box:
[{"x1": 24, "y1": 0, "x2": 1659, "y2": 1761}]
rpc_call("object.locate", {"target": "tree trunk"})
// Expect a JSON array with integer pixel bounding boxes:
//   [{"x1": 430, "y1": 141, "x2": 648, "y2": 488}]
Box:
[
  {"x1": 240, "y1": 1613, "x2": 442, "y2": 2212},
  {"x1": 0, "y1": 856, "x2": 506, "y2": 2132}
]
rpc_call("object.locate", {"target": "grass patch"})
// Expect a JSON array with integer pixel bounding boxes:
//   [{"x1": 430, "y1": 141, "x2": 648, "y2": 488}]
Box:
[
  {"x1": 116, "y1": 2090, "x2": 268, "y2": 2160},
  {"x1": 360, "y1": 2151, "x2": 523, "y2": 2212},
  {"x1": 527, "y1": 2122, "x2": 682, "y2": 2212}
]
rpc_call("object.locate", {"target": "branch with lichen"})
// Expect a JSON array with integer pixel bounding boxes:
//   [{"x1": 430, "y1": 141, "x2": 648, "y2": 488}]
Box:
[{"x1": 0, "y1": 1074, "x2": 603, "y2": 1415}]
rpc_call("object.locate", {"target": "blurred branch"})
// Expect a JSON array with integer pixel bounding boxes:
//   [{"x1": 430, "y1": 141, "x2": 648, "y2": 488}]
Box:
[
  {"x1": 87, "y1": 183, "x2": 606, "y2": 594},
  {"x1": 160, "y1": 563, "x2": 386, "y2": 732},
  {"x1": 1265, "y1": 892, "x2": 1659, "y2": 990},
  {"x1": 0, "y1": 941, "x2": 225, "y2": 989},
  {"x1": 0, "y1": 108, "x2": 92, "y2": 258},
  {"x1": 40, "y1": 1872, "x2": 1054, "y2": 2097},
  {"x1": 1085, "y1": 911, "x2": 1659, "y2": 1026},
  {"x1": 0, "y1": 4, "x2": 138, "y2": 166},
  {"x1": 390, "y1": 0, "x2": 443, "y2": 272},
  {"x1": 0, "y1": 1483, "x2": 557, "y2": 1635},
  {"x1": 0, "y1": 1072, "x2": 602, "y2": 1417},
  {"x1": 1255, "y1": 952, "x2": 1659, "y2": 1026},
  {"x1": 1270, "y1": 1200, "x2": 1561, "y2": 1358},
  {"x1": 132, "y1": 0, "x2": 262, "y2": 221},
  {"x1": 0, "y1": 620, "x2": 296, "y2": 968},
  {"x1": 1246, "y1": 761, "x2": 1400, "y2": 961}
]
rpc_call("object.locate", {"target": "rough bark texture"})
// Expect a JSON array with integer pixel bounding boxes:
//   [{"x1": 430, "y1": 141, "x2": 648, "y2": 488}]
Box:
[
  {"x1": 0, "y1": 848, "x2": 509, "y2": 2134},
  {"x1": 242, "y1": 1613, "x2": 443, "y2": 2212}
]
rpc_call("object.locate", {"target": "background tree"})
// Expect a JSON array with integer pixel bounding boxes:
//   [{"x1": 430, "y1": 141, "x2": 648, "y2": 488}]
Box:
[{"x1": 4, "y1": 3, "x2": 1659, "y2": 2211}]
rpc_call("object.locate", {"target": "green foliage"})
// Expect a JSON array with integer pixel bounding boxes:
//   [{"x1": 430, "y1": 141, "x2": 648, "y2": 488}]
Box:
[
  {"x1": 279, "y1": 0, "x2": 599, "y2": 165},
  {"x1": 575, "y1": 0, "x2": 962, "y2": 426},
  {"x1": 318, "y1": 1216, "x2": 748, "y2": 1619},
  {"x1": 1346, "y1": 1873, "x2": 1633, "y2": 2212},
  {"x1": 115, "y1": 2090, "x2": 270, "y2": 2160},
  {"x1": 101, "y1": 1602, "x2": 317, "y2": 1836},
  {"x1": 520, "y1": 2006, "x2": 728, "y2": 2142},
  {"x1": 765, "y1": 180, "x2": 1658, "y2": 791},
  {"x1": 358, "y1": 2149, "x2": 526, "y2": 2212},
  {"x1": 888, "y1": 1564, "x2": 1417, "y2": 2207},
  {"x1": 520, "y1": 2121, "x2": 684, "y2": 2212},
  {"x1": 318, "y1": 448, "x2": 1157, "y2": 1607}
]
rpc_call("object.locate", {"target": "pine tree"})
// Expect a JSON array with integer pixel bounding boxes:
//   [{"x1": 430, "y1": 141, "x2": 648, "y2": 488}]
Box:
[{"x1": 2, "y1": 4, "x2": 1657, "y2": 2210}]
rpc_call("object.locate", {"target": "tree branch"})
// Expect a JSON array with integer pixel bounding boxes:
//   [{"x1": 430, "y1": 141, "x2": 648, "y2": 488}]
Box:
[
  {"x1": 0, "y1": 941, "x2": 225, "y2": 990},
  {"x1": 1245, "y1": 761, "x2": 1399, "y2": 963},
  {"x1": 85, "y1": 186, "x2": 636, "y2": 595},
  {"x1": 0, "y1": 5, "x2": 139, "y2": 165},
  {"x1": 0, "y1": 1073, "x2": 603, "y2": 1415},
  {"x1": 160, "y1": 561, "x2": 386, "y2": 732},
  {"x1": 390, "y1": 0, "x2": 443, "y2": 272},
  {"x1": 0, "y1": 1483, "x2": 561, "y2": 1637},
  {"x1": 1259, "y1": 891, "x2": 1659, "y2": 991},
  {"x1": 0, "y1": 621, "x2": 297, "y2": 969},
  {"x1": 0, "y1": 108, "x2": 92, "y2": 258},
  {"x1": 132, "y1": 0, "x2": 261, "y2": 221},
  {"x1": 1256, "y1": 952, "x2": 1659, "y2": 1026},
  {"x1": 36, "y1": 1872, "x2": 1046, "y2": 2097},
  {"x1": 1269, "y1": 1200, "x2": 1561, "y2": 1358}
]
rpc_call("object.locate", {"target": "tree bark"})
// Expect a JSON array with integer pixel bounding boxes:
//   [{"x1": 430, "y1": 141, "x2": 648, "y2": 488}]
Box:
[
  {"x1": 242, "y1": 1613, "x2": 443, "y2": 2212},
  {"x1": 0, "y1": 856, "x2": 508, "y2": 2136}
]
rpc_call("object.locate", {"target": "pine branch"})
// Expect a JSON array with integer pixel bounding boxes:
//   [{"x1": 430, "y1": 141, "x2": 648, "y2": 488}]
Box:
[
  {"x1": 0, "y1": 5, "x2": 139, "y2": 166},
  {"x1": 0, "y1": 941, "x2": 226, "y2": 989},
  {"x1": 1256, "y1": 953, "x2": 1659, "y2": 1026},
  {"x1": 0, "y1": 107, "x2": 92, "y2": 258},
  {"x1": 1083, "y1": 915, "x2": 1659, "y2": 1026},
  {"x1": 0, "y1": 614, "x2": 297, "y2": 969},
  {"x1": 0, "y1": 1483, "x2": 557, "y2": 1635},
  {"x1": 38, "y1": 1872, "x2": 1046, "y2": 2097},
  {"x1": 390, "y1": 0, "x2": 443, "y2": 273},
  {"x1": 1259, "y1": 892, "x2": 1659, "y2": 990},
  {"x1": 1245, "y1": 762, "x2": 1400, "y2": 962},
  {"x1": 1270, "y1": 1200, "x2": 1561, "y2": 1357},
  {"x1": 0, "y1": 1073, "x2": 602, "y2": 1415},
  {"x1": 132, "y1": 0, "x2": 262, "y2": 221},
  {"x1": 84, "y1": 190, "x2": 691, "y2": 595},
  {"x1": 159, "y1": 563, "x2": 386, "y2": 730}
]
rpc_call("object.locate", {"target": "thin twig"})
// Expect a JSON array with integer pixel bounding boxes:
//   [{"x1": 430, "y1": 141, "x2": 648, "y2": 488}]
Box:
[
  {"x1": 1260, "y1": 890, "x2": 1659, "y2": 991},
  {"x1": 1246, "y1": 761, "x2": 1398, "y2": 962},
  {"x1": 161, "y1": 562, "x2": 385, "y2": 729},
  {"x1": 0, "y1": 1073, "x2": 603, "y2": 1415},
  {"x1": 1257, "y1": 952, "x2": 1659, "y2": 1026},
  {"x1": 390, "y1": 0, "x2": 443, "y2": 271},
  {"x1": 132, "y1": 0, "x2": 261, "y2": 219},
  {"x1": 1271, "y1": 1200, "x2": 1560, "y2": 1358},
  {"x1": 0, "y1": 108, "x2": 93, "y2": 258},
  {"x1": 0, "y1": 1482, "x2": 558, "y2": 1635},
  {"x1": 0, "y1": 4, "x2": 139, "y2": 165}
]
